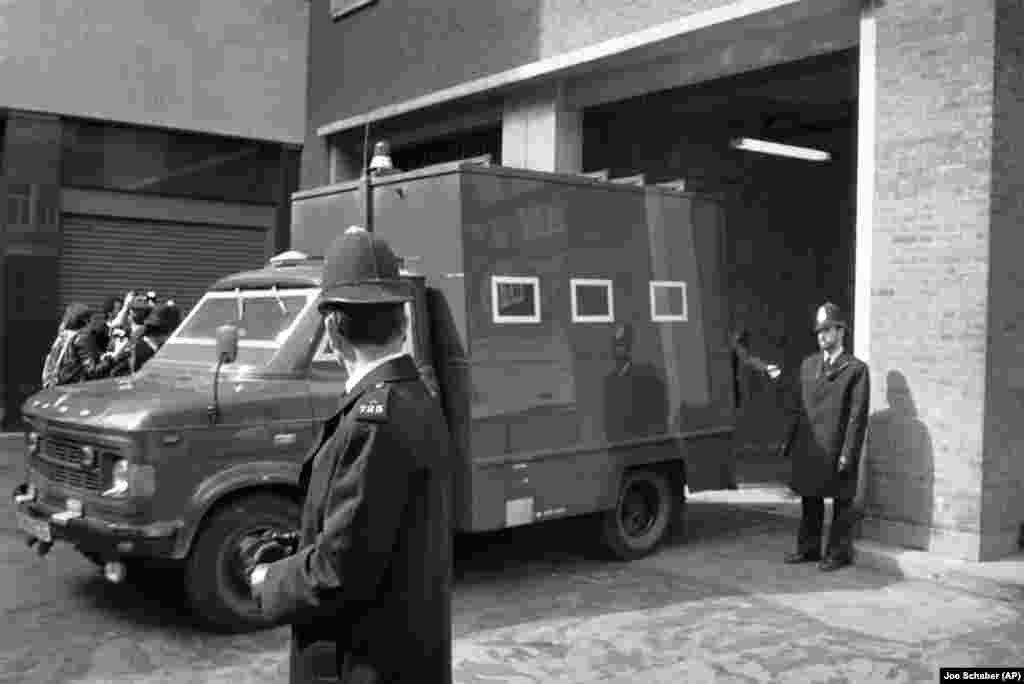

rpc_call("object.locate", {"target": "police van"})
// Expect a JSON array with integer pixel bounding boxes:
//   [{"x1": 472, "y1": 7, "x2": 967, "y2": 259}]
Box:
[{"x1": 13, "y1": 162, "x2": 738, "y2": 632}]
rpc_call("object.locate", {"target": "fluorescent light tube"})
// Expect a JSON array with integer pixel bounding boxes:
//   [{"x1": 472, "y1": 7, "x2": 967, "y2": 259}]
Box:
[{"x1": 730, "y1": 137, "x2": 831, "y2": 162}]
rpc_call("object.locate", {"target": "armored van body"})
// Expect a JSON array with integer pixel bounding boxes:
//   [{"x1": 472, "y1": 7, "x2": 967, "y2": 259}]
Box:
[{"x1": 13, "y1": 163, "x2": 737, "y2": 633}]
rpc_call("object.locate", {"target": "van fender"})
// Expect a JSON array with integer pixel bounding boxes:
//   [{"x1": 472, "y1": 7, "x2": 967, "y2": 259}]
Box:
[
  {"x1": 173, "y1": 461, "x2": 304, "y2": 559},
  {"x1": 607, "y1": 433, "x2": 687, "y2": 480}
]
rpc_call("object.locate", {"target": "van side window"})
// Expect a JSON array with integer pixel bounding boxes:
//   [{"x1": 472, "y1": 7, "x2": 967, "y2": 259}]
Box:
[
  {"x1": 312, "y1": 301, "x2": 416, "y2": 372},
  {"x1": 492, "y1": 276, "x2": 540, "y2": 323},
  {"x1": 571, "y1": 278, "x2": 614, "y2": 323},
  {"x1": 311, "y1": 332, "x2": 346, "y2": 377},
  {"x1": 650, "y1": 281, "x2": 687, "y2": 322}
]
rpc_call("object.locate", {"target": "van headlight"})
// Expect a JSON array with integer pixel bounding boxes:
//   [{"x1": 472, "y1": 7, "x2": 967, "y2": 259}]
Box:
[
  {"x1": 103, "y1": 460, "x2": 155, "y2": 498},
  {"x1": 104, "y1": 460, "x2": 130, "y2": 498}
]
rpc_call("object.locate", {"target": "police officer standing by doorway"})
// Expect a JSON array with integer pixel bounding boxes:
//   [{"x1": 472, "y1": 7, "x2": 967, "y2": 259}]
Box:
[
  {"x1": 249, "y1": 226, "x2": 454, "y2": 684},
  {"x1": 782, "y1": 302, "x2": 870, "y2": 571}
]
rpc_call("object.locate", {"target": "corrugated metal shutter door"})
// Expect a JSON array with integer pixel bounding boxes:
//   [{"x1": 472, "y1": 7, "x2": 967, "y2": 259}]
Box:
[{"x1": 59, "y1": 215, "x2": 269, "y2": 316}]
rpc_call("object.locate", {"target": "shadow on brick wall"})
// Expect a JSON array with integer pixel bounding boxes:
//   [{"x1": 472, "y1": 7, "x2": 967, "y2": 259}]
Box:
[{"x1": 863, "y1": 370, "x2": 935, "y2": 549}]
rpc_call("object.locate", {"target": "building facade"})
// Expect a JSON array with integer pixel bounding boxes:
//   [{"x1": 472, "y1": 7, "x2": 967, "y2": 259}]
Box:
[
  {"x1": 301, "y1": 0, "x2": 1023, "y2": 561},
  {"x1": 0, "y1": 0, "x2": 309, "y2": 427}
]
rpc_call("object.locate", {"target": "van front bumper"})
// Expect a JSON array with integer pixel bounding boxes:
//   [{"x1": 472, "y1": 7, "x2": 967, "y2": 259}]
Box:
[{"x1": 12, "y1": 485, "x2": 180, "y2": 560}]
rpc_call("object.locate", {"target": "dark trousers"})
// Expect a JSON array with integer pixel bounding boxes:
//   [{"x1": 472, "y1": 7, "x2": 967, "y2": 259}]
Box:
[{"x1": 797, "y1": 496, "x2": 855, "y2": 559}]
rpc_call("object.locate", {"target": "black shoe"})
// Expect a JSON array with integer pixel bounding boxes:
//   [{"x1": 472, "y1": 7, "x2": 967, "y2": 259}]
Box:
[
  {"x1": 784, "y1": 551, "x2": 821, "y2": 564},
  {"x1": 818, "y1": 556, "x2": 852, "y2": 572}
]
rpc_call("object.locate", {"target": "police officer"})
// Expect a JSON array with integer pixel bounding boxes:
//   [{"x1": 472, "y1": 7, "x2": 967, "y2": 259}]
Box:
[
  {"x1": 250, "y1": 226, "x2": 453, "y2": 684},
  {"x1": 781, "y1": 302, "x2": 870, "y2": 571}
]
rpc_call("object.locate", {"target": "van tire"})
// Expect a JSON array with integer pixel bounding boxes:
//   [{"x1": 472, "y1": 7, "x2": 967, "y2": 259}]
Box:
[
  {"x1": 600, "y1": 468, "x2": 678, "y2": 561},
  {"x1": 185, "y1": 492, "x2": 300, "y2": 633}
]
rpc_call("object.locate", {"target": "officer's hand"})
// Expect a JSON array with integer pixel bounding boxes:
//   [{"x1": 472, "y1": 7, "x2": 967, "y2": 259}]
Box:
[
  {"x1": 249, "y1": 563, "x2": 269, "y2": 588},
  {"x1": 838, "y1": 457, "x2": 854, "y2": 475},
  {"x1": 765, "y1": 364, "x2": 781, "y2": 380},
  {"x1": 239, "y1": 531, "x2": 297, "y2": 579}
]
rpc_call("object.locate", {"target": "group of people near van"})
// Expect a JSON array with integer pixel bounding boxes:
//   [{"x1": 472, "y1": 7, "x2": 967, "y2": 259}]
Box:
[{"x1": 41, "y1": 290, "x2": 183, "y2": 389}]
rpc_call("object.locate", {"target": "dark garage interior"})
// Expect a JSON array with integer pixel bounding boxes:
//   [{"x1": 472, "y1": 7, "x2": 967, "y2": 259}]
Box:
[{"x1": 582, "y1": 49, "x2": 859, "y2": 483}]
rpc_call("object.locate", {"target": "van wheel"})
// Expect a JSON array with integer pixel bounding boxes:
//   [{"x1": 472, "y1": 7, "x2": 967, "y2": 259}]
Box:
[
  {"x1": 185, "y1": 493, "x2": 299, "y2": 633},
  {"x1": 600, "y1": 468, "x2": 678, "y2": 561}
]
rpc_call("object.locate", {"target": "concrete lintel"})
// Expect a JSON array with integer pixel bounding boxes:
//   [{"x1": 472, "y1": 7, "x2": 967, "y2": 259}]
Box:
[{"x1": 316, "y1": 0, "x2": 806, "y2": 137}]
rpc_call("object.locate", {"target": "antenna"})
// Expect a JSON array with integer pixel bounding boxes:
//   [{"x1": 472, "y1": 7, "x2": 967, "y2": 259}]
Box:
[
  {"x1": 361, "y1": 121, "x2": 371, "y2": 176},
  {"x1": 360, "y1": 121, "x2": 374, "y2": 231}
]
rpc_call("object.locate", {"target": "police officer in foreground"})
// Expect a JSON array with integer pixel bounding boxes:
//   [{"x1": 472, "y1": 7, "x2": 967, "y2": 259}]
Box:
[
  {"x1": 249, "y1": 226, "x2": 454, "y2": 684},
  {"x1": 781, "y1": 303, "x2": 870, "y2": 571}
]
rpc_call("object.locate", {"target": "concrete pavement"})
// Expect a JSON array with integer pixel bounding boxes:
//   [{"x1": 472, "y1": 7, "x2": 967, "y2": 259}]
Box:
[
  {"x1": 691, "y1": 485, "x2": 1024, "y2": 605},
  {"x1": 3, "y1": 433, "x2": 1023, "y2": 683},
  {"x1": 4, "y1": 428, "x2": 1022, "y2": 604}
]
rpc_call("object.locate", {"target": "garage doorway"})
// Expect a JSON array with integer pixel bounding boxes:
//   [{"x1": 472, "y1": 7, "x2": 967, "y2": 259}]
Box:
[{"x1": 582, "y1": 49, "x2": 858, "y2": 487}]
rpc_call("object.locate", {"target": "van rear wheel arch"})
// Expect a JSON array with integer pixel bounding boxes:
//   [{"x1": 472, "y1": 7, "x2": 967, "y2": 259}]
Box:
[{"x1": 599, "y1": 462, "x2": 686, "y2": 561}]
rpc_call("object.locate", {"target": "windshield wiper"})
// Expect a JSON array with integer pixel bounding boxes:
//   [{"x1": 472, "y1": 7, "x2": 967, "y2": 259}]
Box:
[{"x1": 271, "y1": 285, "x2": 289, "y2": 315}]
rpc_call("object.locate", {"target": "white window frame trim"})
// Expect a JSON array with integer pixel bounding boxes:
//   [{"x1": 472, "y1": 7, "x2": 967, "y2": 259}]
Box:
[
  {"x1": 649, "y1": 280, "x2": 688, "y2": 322},
  {"x1": 330, "y1": 0, "x2": 377, "y2": 21},
  {"x1": 491, "y1": 275, "x2": 541, "y2": 324},
  {"x1": 570, "y1": 278, "x2": 615, "y2": 323}
]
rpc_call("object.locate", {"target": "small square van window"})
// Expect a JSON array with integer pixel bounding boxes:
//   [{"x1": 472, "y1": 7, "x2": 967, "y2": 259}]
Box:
[
  {"x1": 492, "y1": 276, "x2": 541, "y2": 323},
  {"x1": 650, "y1": 281, "x2": 687, "y2": 322},
  {"x1": 571, "y1": 279, "x2": 614, "y2": 323}
]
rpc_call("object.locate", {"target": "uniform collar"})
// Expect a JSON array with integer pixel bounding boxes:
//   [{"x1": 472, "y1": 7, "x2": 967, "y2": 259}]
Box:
[
  {"x1": 344, "y1": 351, "x2": 407, "y2": 394},
  {"x1": 823, "y1": 347, "x2": 846, "y2": 366},
  {"x1": 338, "y1": 354, "x2": 419, "y2": 414}
]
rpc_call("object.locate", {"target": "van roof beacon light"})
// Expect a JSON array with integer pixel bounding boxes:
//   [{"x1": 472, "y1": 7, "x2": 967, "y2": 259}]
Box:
[{"x1": 730, "y1": 137, "x2": 831, "y2": 162}]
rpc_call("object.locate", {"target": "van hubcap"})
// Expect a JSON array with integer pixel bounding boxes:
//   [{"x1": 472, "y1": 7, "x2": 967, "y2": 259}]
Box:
[{"x1": 620, "y1": 481, "x2": 659, "y2": 538}]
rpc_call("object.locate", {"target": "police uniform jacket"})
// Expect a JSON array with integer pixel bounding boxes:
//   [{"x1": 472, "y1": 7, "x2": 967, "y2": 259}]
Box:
[
  {"x1": 255, "y1": 354, "x2": 453, "y2": 684},
  {"x1": 781, "y1": 351, "x2": 870, "y2": 499}
]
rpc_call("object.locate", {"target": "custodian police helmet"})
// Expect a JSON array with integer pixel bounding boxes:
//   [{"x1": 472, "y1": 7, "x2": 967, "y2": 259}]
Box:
[
  {"x1": 318, "y1": 226, "x2": 412, "y2": 310},
  {"x1": 814, "y1": 302, "x2": 847, "y2": 332}
]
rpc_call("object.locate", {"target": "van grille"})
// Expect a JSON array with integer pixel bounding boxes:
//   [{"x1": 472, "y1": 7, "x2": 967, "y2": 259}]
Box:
[{"x1": 32, "y1": 435, "x2": 115, "y2": 494}]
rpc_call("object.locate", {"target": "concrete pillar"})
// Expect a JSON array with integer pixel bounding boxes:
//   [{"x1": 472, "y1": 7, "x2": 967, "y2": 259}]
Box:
[
  {"x1": 501, "y1": 82, "x2": 583, "y2": 173},
  {"x1": 857, "y1": 0, "x2": 1022, "y2": 560},
  {"x1": 0, "y1": 111, "x2": 64, "y2": 429}
]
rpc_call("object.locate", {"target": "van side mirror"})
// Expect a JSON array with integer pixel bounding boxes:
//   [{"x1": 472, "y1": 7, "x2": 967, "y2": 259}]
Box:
[{"x1": 215, "y1": 325, "x2": 239, "y2": 364}]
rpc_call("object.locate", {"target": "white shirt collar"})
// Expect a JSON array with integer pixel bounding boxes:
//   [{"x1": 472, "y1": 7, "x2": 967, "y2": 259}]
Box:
[
  {"x1": 344, "y1": 351, "x2": 407, "y2": 394},
  {"x1": 824, "y1": 347, "x2": 845, "y2": 365}
]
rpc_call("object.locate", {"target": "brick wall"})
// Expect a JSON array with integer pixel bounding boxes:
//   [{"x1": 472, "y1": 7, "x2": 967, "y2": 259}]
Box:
[
  {"x1": 537, "y1": 0, "x2": 737, "y2": 58},
  {"x1": 306, "y1": 0, "x2": 790, "y2": 133},
  {"x1": 981, "y1": 0, "x2": 1024, "y2": 559},
  {"x1": 306, "y1": 0, "x2": 543, "y2": 130},
  {"x1": 863, "y1": 0, "x2": 997, "y2": 559}
]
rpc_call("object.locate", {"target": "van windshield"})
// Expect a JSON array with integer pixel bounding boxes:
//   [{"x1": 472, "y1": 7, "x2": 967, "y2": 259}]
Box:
[{"x1": 159, "y1": 288, "x2": 319, "y2": 366}]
